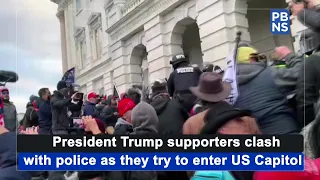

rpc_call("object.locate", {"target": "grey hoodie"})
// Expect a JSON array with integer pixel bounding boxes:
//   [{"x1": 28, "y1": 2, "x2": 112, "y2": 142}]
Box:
[
  {"x1": 3, "y1": 101, "x2": 17, "y2": 132},
  {"x1": 234, "y1": 62, "x2": 299, "y2": 134},
  {"x1": 131, "y1": 102, "x2": 158, "y2": 134},
  {"x1": 115, "y1": 117, "x2": 132, "y2": 127},
  {"x1": 237, "y1": 62, "x2": 266, "y2": 85},
  {"x1": 237, "y1": 53, "x2": 303, "y2": 94}
]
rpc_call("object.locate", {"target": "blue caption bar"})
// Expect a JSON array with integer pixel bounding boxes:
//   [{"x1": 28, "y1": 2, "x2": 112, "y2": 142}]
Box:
[{"x1": 18, "y1": 152, "x2": 304, "y2": 171}]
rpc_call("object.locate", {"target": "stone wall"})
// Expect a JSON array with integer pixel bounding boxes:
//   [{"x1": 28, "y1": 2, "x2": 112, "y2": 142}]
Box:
[{"x1": 56, "y1": 0, "x2": 319, "y2": 95}]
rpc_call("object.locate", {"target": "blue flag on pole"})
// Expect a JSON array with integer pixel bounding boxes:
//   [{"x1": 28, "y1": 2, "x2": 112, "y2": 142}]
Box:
[{"x1": 61, "y1": 67, "x2": 75, "y2": 85}]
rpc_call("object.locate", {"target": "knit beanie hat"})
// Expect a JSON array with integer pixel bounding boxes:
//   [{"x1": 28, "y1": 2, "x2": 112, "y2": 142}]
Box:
[
  {"x1": 117, "y1": 98, "x2": 136, "y2": 117},
  {"x1": 57, "y1": 80, "x2": 68, "y2": 90}
]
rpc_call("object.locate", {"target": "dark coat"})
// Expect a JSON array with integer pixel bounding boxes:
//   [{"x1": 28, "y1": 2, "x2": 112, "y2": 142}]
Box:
[
  {"x1": 101, "y1": 106, "x2": 118, "y2": 127},
  {"x1": 298, "y1": 8, "x2": 320, "y2": 52},
  {"x1": 68, "y1": 100, "x2": 83, "y2": 118},
  {"x1": 234, "y1": 62, "x2": 299, "y2": 134},
  {"x1": 113, "y1": 118, "x2": 133, "y2": 135},
  {"x1": 50, "y1": 90, "x2": 71, "y2": 131},
  {"x1": 150, "y1": 97, "x2": 189, "y2": 135},
  {"x1": 0, "y1": 132, "x2": 33, "y2": 180},
  {"x1": 23, "y1": 105, "x2": 39, "y2": 128},
  {"x1": 296, "y1": 52, "x2": 320, "y2": 126},
  {"x1": 83, "y1": 102, "x2": 96, "y2": 116},
  {"x1": 38, "y1": 99, "x2": 52, "y2": 134}
]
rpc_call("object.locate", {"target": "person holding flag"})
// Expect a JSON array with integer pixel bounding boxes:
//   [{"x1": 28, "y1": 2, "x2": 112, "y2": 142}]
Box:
[
  {"x1": 232, "y1": 43, "x2": 299, "y2": 134},
  {"x1": 0, "y1": 87, "x2": 17, "y2": 132}
]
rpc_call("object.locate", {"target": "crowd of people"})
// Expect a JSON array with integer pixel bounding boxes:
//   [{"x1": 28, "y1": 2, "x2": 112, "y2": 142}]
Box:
[{"x1": 1, "y1": 0, "x2": 320, "y2": 179}]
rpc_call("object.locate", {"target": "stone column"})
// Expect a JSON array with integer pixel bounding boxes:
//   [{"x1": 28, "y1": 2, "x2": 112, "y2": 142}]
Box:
[
  {"x1": 196, "y1": 0, "x2": 250, "y2": 68},
  {"x1": 57, "y1": 10, "x2": 68, "y2": 73},
  {"x1": 109, "y1": 40, "x2": 129, "y2": 94},
  {"x1": 144, "y1": 15, "x2": 171, "y2": 84}
]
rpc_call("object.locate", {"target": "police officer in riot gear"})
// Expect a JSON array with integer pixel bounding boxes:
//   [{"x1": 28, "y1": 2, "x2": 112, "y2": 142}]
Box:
[
  {"x1": 202, "y1": 64, "x2": 213, "y2": 72},
  {"x1": 167, "y1": 54, "x2": 202, "y2": 112}
]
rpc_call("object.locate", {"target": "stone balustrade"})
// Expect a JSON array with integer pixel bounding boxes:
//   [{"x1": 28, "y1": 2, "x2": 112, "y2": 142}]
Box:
[{"x1": 121, "y1": 0, "x2": 147, "y2": 16}]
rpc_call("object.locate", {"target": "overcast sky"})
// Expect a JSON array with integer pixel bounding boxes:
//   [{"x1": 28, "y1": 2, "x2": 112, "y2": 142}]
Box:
[{"x1": 0, "y1": 0, "x2": 62, "y2": 113}]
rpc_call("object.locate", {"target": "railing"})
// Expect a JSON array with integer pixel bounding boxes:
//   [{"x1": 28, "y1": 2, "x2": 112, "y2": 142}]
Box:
[{"x1": 121, "y1": 0, "x2": 147, "y2": 16}]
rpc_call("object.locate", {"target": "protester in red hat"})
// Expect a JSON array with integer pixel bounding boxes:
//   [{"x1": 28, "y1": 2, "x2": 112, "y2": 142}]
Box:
[
  {"x1": 112, "y1": 98, "x2": 136, "y2": 135},
  {"x1": 83, "y1": 92, "x2": 98, "y2": 116},
  {"x1": 117, "y1": 98, "x2": 136, "y2": 123}
]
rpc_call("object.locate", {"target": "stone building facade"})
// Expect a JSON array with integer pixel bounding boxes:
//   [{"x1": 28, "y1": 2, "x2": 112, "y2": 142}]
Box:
[{"x1": 51, "y1": 0, "x2": 319, "y2": 95}]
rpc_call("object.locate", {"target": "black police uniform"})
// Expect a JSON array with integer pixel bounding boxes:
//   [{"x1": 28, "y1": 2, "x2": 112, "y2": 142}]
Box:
[{"x1": 167, "y1": 55, "x2": 202, "y2": 112}]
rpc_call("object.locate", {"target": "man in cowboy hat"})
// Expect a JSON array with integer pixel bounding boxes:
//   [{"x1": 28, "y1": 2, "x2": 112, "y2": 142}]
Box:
[
  {"x1": 183, "y1": 72, "x2": 231, "y2": 134},
  {"x1": 167, "y1": 54, "x2": 202, "y2": 112}
]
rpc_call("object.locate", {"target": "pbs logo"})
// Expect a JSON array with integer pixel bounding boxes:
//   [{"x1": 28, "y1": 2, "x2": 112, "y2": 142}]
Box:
[{"x1": 270, "y1": 9, "x2": 290, "y2": 35}]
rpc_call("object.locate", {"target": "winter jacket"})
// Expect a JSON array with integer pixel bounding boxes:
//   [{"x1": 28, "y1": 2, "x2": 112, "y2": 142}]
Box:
[
  {"x1": 298, "y1": 8, "x2": 320, "y2": 52},
  {"x1": 150, "y1": 97, "x2": 189, "y2": 135},
  {"x1": 270, "y1": 52, "x2": 304, "y2": 95},
  {"x1": 106, "y1": 102, "x2": 158, "y2": 180},
  {"x1": 50, "y1": 90, "x2": 72, "y2": 131},
  {"x1": 23, "y1": 104, "x2": 39, "y2": 129},
  {"x1": 113, "y1": 118, "x2": 133, "y2": 135},
  {"x1": 183, "y1": 109, "x2": 208, "y2": 135},
  {"x1": 3, "y1": 101, "x2": 17, "y2": 131},
  {"x1": 38, "y1": 99, "x2": 52, "y2": 134},
  {"x1": 0, "y1": 132, "x2": 33, "y2": 180},
  {"x1": 296, "y1": 52, "x2": 320, "y2": 126},
  {"x1": 131, "y1": 102, "x2": 158, "y2": 135},
  {"x1": 125, "y1": 102, "x2": 158, "y2": 179},
  {"x1": 68, "y1": 100, "x2": 83, "y2": 118},
  {"x1": 101, "y1": 106, "x2": 118, "y2": 127},
  {"x1": 83, "y1": 102, "x2": 96, "y2": 116},
  {"x1": 96, "y1": 104, "x2": 106, "y2": 116},
  {"x1": 234, "y1": 62, "x2": 299, "y2": 134},
  {"x1": 302, "y1": 97, "x2": 320, "y2": 159}
]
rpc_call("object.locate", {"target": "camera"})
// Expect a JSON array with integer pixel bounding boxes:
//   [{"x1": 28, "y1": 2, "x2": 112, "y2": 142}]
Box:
[{"x1": 68, "y1": 117, "x2": 85, "y2": 135}]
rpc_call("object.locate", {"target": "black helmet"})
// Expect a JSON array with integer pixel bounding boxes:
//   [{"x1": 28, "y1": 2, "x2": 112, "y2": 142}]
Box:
[
  {"x1": 170, "y1": 54, "x2": 187, "y2": 67},
  {"x1": 213, "y1": 65, "x2": 224, "y2": 75},
  {"x1": 202, "y1": 64, "x2": 214, "y2": 72}
]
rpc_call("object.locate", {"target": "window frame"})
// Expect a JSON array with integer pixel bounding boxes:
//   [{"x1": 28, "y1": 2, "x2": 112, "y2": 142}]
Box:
[
  {"x1": 88, "y1": 13, "x2": 103, "y2": 60},
  {"x1": 75, "y1": 0, "x2": 82, "y2": 14},
  {"x1": 74, "y1": 27, "x2": 87, "y2": 68}
]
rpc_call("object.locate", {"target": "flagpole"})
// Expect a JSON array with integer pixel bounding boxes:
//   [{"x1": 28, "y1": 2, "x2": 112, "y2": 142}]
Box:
[
  {"x1": 113, "y1": 82, "x2": 121, "y2": 100},
  {"x1": 233, "y1": 31, "x2": 242, "y2": 71}
]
